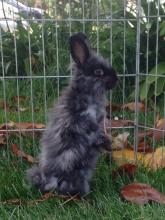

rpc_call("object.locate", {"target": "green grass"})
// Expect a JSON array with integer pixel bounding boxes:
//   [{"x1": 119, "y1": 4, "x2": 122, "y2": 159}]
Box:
[{"x1": 1, "y1": 80, "x2": 165, "y2": 220}]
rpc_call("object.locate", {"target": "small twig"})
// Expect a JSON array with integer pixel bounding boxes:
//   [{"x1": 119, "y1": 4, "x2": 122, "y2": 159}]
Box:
[
  {"x1": 0, "y1": 192, "x2": 81, "y2": 207},
  {"x1": 60, "y1": 193, "x2": 80, "y2": 205}
]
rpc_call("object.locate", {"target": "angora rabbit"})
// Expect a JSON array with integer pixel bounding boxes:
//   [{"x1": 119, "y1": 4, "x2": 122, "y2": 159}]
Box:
[{"x1": 27, "y1": 32, "x2": 118, "y2": 196}]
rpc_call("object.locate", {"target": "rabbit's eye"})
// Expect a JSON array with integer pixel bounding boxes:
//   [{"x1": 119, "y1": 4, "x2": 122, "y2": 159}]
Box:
[{"x1": 94, "y1": 69, "x2": 104, "y2": 76}]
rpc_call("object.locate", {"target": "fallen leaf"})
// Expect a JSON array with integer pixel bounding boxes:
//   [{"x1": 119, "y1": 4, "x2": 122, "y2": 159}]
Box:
[
  {"x1": 122, "y1": 102, "x2": 145, "y2": 112},
  {"x1": 112, "y1": 149, "x2": 143, "y2": 166},
  {"x1": 0, "y1": 122, "x2": 45, "y2": 131},
  {"x1": 12, "y1": 144, "x2": 38, "y2": 163},
  {"x1": 107, "y1": 119, "x2": 134, "y2": 128},
  {"x1": 138, "y1": 130, "x2": 153, "y2": 142},
  {"x1": 138, "y1": 118, "x2": 165, "y2": 142},
  {"x1": 14, "y1": 122, "x2": 45, "y2": 130},
  {"x1": 130, "y1": 141, "x2": 153, "y2": 153},
  {"x1": 0, "y1": 122, "x2": 15, "y2": 135},
  {"x1": 0, "y1": 122, "x2": 45, "y2": 138},
  {"x1": 112, "y1": 132, "x2": 130, "y2": 150},
  {"x1": 121, "y1": 183, "x2": 165, "y2": 205},
  {"x1": 153, "y1": 118, "x2": 165, "y2": 141},
  {"x1": 156, "y1": 118, "x2": 165, "y2": 128},
  {"x1": 113, "y1": 145, "x2": 165, "y2": 171},
  {"x1": 112, "y1": 164, "x2": 137, "y2": 179},
  {"x1": 143, "y1": 147, "x2": 165, "y2": 171}
]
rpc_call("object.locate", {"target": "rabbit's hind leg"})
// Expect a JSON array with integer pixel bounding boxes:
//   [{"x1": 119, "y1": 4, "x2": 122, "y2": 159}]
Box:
[{"x1": 58, "y1": 171, "x2": 90, "y2": 197}]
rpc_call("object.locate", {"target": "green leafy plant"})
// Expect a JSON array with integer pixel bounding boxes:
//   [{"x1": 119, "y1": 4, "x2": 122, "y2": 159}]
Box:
[{"x1": 140, "y1": 63, "x2": 165, "y2": 101}]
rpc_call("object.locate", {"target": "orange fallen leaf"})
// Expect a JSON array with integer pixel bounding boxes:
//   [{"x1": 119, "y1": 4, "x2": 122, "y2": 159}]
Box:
[
  {"x1": 112, "y1": 164, "x2": 137, "y2": 179},
  {"x1": 113, "y1": 146, "x2": 165, "y2": 171},
  {"x1": 121, "y1": 183, "x2": 165, "y2": 205},
  {"x1": 143, "y1": 147, "x2": 165, "y2": 171},
  {"x1": 122, "y1": 102, "x2": 145, "y2": 112},
  {"x1": 153, "y1": 118, "x2": 165, "y2": 141},
  {"x1": 112, "y1": 149, "x2": 143, "y2": 166},
  {"x1": 12, "y1": 144, "x2": 38, "y2": 163}
]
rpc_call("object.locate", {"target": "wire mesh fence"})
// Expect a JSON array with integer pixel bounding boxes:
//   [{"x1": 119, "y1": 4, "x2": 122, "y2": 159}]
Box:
[{"x1": 0, "y1": 0, "x2": 165, "y2": 163}]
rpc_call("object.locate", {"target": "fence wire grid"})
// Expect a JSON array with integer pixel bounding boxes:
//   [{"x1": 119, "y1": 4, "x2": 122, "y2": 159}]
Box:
[{"x1": 0, "y1": 0, "x2": 165, "y2": 161}]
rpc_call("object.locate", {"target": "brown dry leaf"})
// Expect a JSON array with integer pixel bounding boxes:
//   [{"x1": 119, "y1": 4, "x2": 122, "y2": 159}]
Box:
[
  {"x1": 12, "y1": 144, "x2": 38, "y2": 163},
  {"x1": 112, "y1": 132, "x2": 130, "y2": 150},
  {"x1": 112, "y1": 164, "x2": 137, "y2": 179},
  {"x1": 0, "y1": 122, "x2": 15, "y2": 135},
  {"x1": 0, "y1": 121, "x2": 15, "y2": 129},
  {"x1": 143, "y1": 147, "x2": 165, "y2": 171},
  {"x1": 112, "y1": 149, "x2": 143, "y2": 166},
  {"x1": 121, "y1": 183, "x2": 165, "y2": 205},
  {"x1": 107, "y1": 119, "x2": 134, "y2": 128},
  {"x1": 153, "y1": 118, "x2": 165, "y2": 141},
  {"x1": 122, "y1": 102, "x2": 145, "y2": 112},
  {"x1": 130, "y1": 141, "x2": 153, "y2": 153},
  {"x1": 14, "y1": 122, "x2": 45, "y2": 130},
  {"x1": 138, "y1": 130, "x2": 153, "y2": 142},
  {"x1": 9, "y1": 121, "x2": 45, "y2": 129},
  {"x1": 0, "y1": 122, "x2": 45, "y2": 138},
  {"x1": 138, "y1": 118, "x2": 165, "y2": 142}
]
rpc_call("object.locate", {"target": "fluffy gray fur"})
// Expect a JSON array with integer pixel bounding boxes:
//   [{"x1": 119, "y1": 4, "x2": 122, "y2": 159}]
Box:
[{"x1": 27, "y1": 32, "x2": 118, "y2": 197}]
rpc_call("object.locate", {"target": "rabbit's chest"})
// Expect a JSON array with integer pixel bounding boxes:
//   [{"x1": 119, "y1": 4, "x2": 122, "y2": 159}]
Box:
[{"x1": 82, "y1": 104, "x2": 105, "y2": 122}]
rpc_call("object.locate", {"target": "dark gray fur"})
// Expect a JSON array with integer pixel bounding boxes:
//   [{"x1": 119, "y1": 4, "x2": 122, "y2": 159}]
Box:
[{"x1": 27, "y1": 32, "x2": 118, "y2": 196}]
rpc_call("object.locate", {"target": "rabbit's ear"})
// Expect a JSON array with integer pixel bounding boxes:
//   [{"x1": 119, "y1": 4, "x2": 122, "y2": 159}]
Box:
[{"x1": 69, "y1": 33, "x2": 90, "y2": 65}]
